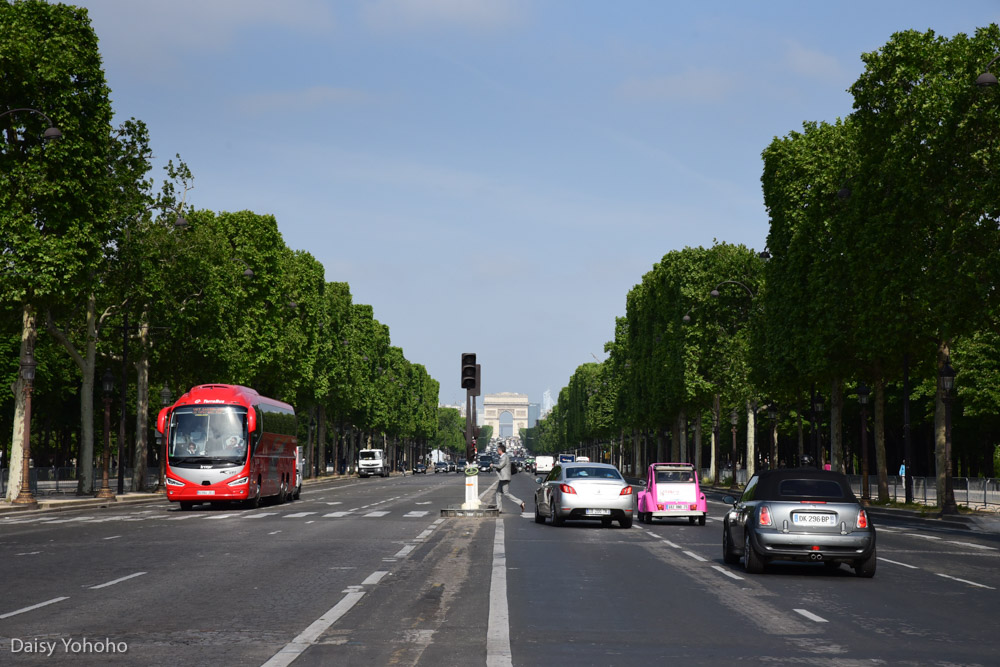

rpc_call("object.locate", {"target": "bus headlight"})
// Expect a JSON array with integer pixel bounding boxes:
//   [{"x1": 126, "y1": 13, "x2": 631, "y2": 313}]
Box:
[
  {"x1": 228, "y1": 476, "x2": 249, "y2": 487},
  {"x1": 165, "y1": 477, "x2": 185, "y2": 487}
]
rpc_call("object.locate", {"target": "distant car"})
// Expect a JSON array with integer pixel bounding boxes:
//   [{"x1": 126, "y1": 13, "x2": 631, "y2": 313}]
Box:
[
  {"x1": 722, "y1": 469, "x2": 876, "y2": 577},
  {"x1": 455, "y1": 461, "x2": 467, "y2": 473},
  {"x1": 478, "y1": 456, "x2": 493, "y2": 473},
  {"x1": 637, "y1": 463, "x2": 707, "y2": 525},
  {"x1": 434, "y1": 462, "x2": 449, "y2": 473},
  {"x1": 534, "y1": 462, "x2": 634, "y2": 528},
  {"x1": 414, "y1": 463, "x2": 427, "y2": 474},
  {"x1": 448, "y1": 461, "x2": 456, "y2": 472}
]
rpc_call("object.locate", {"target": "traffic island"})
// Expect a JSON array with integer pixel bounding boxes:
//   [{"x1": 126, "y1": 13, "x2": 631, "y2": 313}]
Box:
[{"x1": 440, "y1": 504, "x2": 499, "y2": 518}]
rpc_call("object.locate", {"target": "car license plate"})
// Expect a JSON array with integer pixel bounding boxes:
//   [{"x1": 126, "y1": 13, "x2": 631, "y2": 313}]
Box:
[
  {"x1": 793, "y1": 513, "x2": 833, "y2": 525},
  {"x1": 669, "y1": 504, "x2": 687, "y2": 510},
  {"x1": 197, "y1": 490, "x2": 215, "y2": 496},
  {"x1": 585, "y1": 509, "x2": 611, "y2": 516}
]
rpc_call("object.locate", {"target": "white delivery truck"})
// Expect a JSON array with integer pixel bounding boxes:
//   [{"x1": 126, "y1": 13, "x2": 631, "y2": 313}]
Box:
[
  {"x1": 358, "y1": 448, "x2": 388, "y2": 478},
  {"x1": 535, "y1": 455, "x2": 555, "y2": 475}
]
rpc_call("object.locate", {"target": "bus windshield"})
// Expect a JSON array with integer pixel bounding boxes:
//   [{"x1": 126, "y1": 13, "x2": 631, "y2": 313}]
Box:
[{"x1": 169, "y1": 405, "x2": 248, "y2": 463}]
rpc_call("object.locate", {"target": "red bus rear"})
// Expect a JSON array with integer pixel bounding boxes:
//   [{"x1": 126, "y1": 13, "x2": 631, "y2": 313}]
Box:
[{"x1": 156, "y1": 384, "x2": 298, "y2": 510}]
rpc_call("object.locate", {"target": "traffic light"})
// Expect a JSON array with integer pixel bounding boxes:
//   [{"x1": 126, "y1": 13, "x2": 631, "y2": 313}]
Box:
[{"x1": 461, "y1": 353, "x2": 477, "y2": 390}]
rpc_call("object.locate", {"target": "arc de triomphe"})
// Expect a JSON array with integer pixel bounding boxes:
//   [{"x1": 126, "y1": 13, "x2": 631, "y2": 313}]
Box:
[{"x1": 482, "y1": 393, "x2": 529, "y2": 439}]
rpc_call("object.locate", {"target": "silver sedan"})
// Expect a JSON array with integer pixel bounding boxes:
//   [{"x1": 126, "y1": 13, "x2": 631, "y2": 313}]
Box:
[{"x1": 534, "y1": 462, "x2": 634, "y2": 528}]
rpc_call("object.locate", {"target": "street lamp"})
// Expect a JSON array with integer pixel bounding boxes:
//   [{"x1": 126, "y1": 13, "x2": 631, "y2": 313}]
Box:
[
  {"x1": 156, "y1": 384, "x2": 172, "y2": 493},
  {"x1": 96, "y1": 369, "x2": 116, "y2": 500},
  {"x1": 767, "y1": 404, "x2": 778, "y2": 470},
  {"x1": 811, "y1": 391, "x2": 824, "y2": 468},
  {"x1": 939, "y1": 357, "x2": 959, "y2": 514},
  {"x1": 729, "y1": 408, "x2": 739, "y2": 490},
  {"x1": 976, "y1": 55, "x2": 1000, "y2": 87},
  {"x1": 0, "y1": 108, "x2": 61, "y2": 140},
  {"x1": 711, "y1": 403, "x2": 720, "y2": 484},
  {"x1": 12, "y1": 351, "x2": 38, "y2": 507},
  {"x1": 857, "y1": 382, "x2": 870, "y2": 503}
]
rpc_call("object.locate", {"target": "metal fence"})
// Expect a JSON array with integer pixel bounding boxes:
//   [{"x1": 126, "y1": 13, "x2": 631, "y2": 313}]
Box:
[
  {"x1": 0, "y1": 467, "x2": 161, "y2": 496},
  {"x1": 698, "y1": 469, "x2": 1000, "y2": 511}
]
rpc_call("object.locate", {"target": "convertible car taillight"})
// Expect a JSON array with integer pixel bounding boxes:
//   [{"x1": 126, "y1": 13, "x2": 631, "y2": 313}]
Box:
[
  {"x1": 856, "y1": 507, "x2": 869, "y2": 529},
  {"x1": 758, "y1": 505, "x2": 773, "y2": 527}
]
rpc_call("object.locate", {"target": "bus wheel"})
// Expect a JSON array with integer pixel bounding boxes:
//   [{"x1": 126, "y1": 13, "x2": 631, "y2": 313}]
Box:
[{"x1": 246, "y1": 480, "x2": 261, "y2": 509}]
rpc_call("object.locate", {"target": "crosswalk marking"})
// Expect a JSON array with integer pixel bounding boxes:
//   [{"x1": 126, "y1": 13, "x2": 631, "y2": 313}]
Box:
[
  {"x1": 283, "y1": 512, "x2": 317, "y2": 518},
  {"x1": 404, "y1": 511, "x2": 430, "y2": 518},
  {"x1": 364, "y1": 511, "x2": 390, "y2": 518}
]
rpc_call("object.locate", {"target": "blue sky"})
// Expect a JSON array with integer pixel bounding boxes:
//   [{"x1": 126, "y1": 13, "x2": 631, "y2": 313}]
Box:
[{"x1": 77, "y1": 1, "x2": 1000, "y2": 408}]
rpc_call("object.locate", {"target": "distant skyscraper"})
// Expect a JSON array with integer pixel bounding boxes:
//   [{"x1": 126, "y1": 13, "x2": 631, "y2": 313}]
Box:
[
  {"x1": 541, "y1": 389, "x2": 555, "y2": 416},
  {"x1": 528, "y1": 403, "x2": 540, "y2": 428}
]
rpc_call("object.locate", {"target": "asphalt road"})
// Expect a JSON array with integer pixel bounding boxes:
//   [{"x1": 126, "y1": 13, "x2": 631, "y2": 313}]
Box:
[{"x1": 1, "y1": 472, "x2": 998, "y2": 666}]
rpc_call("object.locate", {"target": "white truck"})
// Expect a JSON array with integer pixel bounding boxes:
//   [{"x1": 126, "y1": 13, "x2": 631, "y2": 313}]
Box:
[
  {"x1": 358, "y1": 448, "x2": 389, "y2": 478},
  {"x1": 534, "y1": 455, "x2": 555, "y2": 475}
]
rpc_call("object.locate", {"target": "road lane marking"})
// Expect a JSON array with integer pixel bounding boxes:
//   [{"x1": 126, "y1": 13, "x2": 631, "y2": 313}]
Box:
[
  {"x1": 878, "y1": 557, "x2": 919, "y2": 569},
  {"x1": 906, "y1": 534, "x2": 941, "y2": 540},
  {"x1": 284, "y1": 512, "x2": 316, "y2": 518},
  {"x1": 269, "y1": 531, "x2": 281, "y2": 535},
  {"x1": 166, "y1": 515, "x2": 196, "y2": 520},
  {"x1": 103, "y1": 536, "x2": 121, "y2": 541},
  {"x1": 362, "y1": 571, "x2": 388, "y2": 585},
  {"x1": 324, "y1": 511, "x2": 353, "y2": 518},
  {"x1": 683, "y1": 550, "x2": 708, "y2": 562},
  {"x1": 487, "y1": 517, "x2": 513, "y2": 667},
  {"x1": 794, "y1": 609, "x2": 828, "y2": 623},
  {"x1": 947, "y1": 541, "x2": 997, "y2": 551},
  {"x1": 0, "y1": 597, "x2": 69, "y2": 619},
  {"x1": 244, "y1": 512, "x2": 278, "y2": 519},
  {"x1": 261, "y1": 591, "x2": 366, "y2": 667},
  {"x1": 204, "y1": 514, "x2": 238, "y2": 520},
  {"x1": 364, "y1": 511, "x2": 390, "y2": 518},
  {"x1": 89, "y1": 572, "x2": 147, "y2": 589},
  {"x1": 16, "y1": 551, "x2": 42, "y2": 555},
  {"x1": 415, "y1": 529, "x2": 434, "y2": 540},
  {"x1": 404, "y1": 511, "x2": 430, "y2": 518},
  {"x1": 661, "y1": 539, "x2": 681, "y2": 549},
  {"x1": 45, "y1": 516, "x2": 95, "y2": 524},
  {"x1": 711, "y1": 565, "x2": 745, "y2": 580},
  {"x1": 935, "y1": 573, "x2": 995, "y2": 589},
  {"x1": 394, "y1": 545, "x2": 415, "y2": 558}
]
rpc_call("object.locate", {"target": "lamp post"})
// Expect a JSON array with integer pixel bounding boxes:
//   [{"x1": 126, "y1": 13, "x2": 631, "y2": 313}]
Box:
[
  {"x1": 857, "y1": 382, "x2": 870, "y2": 503},
  {"x1": 939, "y1": 357, "x2": 959, "y2": 514},
  {"x1": 767, "y1": 404, "x2": 778, "y2": 470},
  {"x1": 811, "y1": 391, "x2": 824, "y2": 468},
  {"x1": 729, "y1": 408, "x2": 739, "y2": 490},
  {"x1": 711, "y1": 397, "x2": 720, "y2": 484},
  {"x1": 0, "y1": 108, "x2": 61, "y2": 140},
  {"x1": 156, "y1": 384, "x2": 172, "y2": 493},
  {"x1": 96, "y1": 369, "x2": 116, "y2": 499},
  {"x1": 12, "y1": 352, "x2": 38, "y2": 507}
]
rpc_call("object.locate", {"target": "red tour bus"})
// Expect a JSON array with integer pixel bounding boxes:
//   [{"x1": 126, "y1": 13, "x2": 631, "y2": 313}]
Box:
[{"x1": 156, "y1": 384, "x2": 298, "y2": 510}]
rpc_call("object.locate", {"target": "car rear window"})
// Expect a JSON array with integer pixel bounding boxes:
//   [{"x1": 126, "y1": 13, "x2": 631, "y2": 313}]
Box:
[
  {"x1": 778, "y1": 479, "x2": 847, "y2": 499},
  {"x1": 566, "y1": 467, "x2": 622, "y2": 480}
]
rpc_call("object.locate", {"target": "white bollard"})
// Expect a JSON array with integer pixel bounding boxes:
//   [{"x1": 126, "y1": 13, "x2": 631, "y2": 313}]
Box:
[{"x1": 462, "y1": 468, "x2": 481, "y2": 509}]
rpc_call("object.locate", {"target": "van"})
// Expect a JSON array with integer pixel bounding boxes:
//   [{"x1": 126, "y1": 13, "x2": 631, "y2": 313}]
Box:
[{"x1": 535, "y1": 455, "x2": 555, "y2": 475}]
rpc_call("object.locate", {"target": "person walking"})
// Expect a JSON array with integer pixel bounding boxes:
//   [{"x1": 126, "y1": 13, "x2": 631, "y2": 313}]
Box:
[{"x1": 494, "y1": 444, "x2": 525, "y2": 514}]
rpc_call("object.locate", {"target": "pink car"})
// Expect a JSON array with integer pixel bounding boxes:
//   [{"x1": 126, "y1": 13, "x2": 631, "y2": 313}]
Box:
[{"x1": 637, "y1": 463, "x2": 707, "y2": 525}]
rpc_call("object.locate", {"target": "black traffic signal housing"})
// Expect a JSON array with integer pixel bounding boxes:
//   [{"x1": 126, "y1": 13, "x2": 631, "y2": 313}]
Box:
[{"x1": 461, "y1": 353, "x2": 477, "y2": 390}]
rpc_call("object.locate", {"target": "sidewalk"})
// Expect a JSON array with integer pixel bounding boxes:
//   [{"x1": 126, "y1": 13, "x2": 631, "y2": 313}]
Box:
[{"x1": 0, "y1": 492, "x2": 166, "y2": 516}]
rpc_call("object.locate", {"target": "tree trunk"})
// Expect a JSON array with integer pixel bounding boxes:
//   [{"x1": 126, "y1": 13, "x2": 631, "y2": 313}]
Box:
[
  {"x1": 745, "y1": 401, "x2": 756, "y2": 479},
  {"x1": 875, "y1": 381, "x2": 890, "y2": 503},
  {"x1": 132, "y1": 319, "x2": 150, "y2": 491},
  {"x1": 675, "y1": 411, "x2": 685, "y2": 461},
  {"x1": 693, "y1": 417, "x2": 702, "y2": 472},
  {"x1": 934, "y1": 340, "x2": 950, "y2": 507},
  {"x1": 797, "y1": 407, "x2": 804, "y2": 465},
  {"x1": 657, "y1": 429, "x2": 666, "y2": 462},
  {"x1": 317, "y1": 405, "x2": 327, "y2": 477},
  {"x1": 6, "y1": 304, "x2": 36, "y2": 501},
  {"x1": 830, "y1": 378, "x2": 844, "y2": 473}
]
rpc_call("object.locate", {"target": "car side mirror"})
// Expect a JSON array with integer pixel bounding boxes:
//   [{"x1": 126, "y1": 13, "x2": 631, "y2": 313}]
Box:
[
  {"x1": 535, "y1": 477, "x2": 543, "y2": 484},
  {"x1": 722, "y1": 495, "x2": 736, "y2": 506}
]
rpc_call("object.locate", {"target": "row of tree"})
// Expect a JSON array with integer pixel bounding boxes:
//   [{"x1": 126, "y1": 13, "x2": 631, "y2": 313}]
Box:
[
  {"x1": 530, "y1": 26, "x2": 1000, "y2": 505},
  {"x1": 1, "y1": 1, "x2": 441, "y2": 497}
]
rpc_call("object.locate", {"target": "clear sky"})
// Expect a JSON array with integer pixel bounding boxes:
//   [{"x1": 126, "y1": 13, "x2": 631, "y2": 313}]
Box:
[{"x1": 76, "y1": 1, "x2": 999, "y2": 408}]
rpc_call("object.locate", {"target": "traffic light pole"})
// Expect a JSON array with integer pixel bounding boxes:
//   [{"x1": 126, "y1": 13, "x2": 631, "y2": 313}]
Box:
[{"x1": 461, "y1": 353, "x2": 482, "y2": 509}]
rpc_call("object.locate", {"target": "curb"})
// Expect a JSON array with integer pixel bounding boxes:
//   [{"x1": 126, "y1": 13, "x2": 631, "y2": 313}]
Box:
[{"x1": 0, "y1": 493, "x2": 167, "y2": 517}]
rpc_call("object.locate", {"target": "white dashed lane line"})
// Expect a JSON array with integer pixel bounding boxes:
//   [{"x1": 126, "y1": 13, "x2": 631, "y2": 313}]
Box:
[
  {"x1": 794, "y1": 609, "x2": 829, "y2": 623},
  {"x1": 89, "y1": 572, "x2": 147, "y2": 590},
  {"x1": 711, "y1": 566, "x2": 745, "y2": 581},
  {"x1": 0, "y1": 597, "x2": 69, "y2": 620},
  {"x1": 935, "y1": 573, "x2": 996, "y2": 590},
  {"x1": 878, "y1": 557, "x2": 919, "y2": 569}
]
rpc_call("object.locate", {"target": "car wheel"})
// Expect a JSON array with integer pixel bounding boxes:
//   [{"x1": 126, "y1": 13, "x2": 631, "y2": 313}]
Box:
[
  {"x1": 601, "y1": 518, "x2": 613, "y2": 528},
  {"x1": 744, "y1": 532, "x2": 765, "y2": 574},
  {"x1": 619, "y1": 515, "x2": 633, "y2": 529},
  {"x1": 550, "y1": 501, "x2": 563, "y2": 526},
  {"x1": 534, "y1": 503, "x2": 545, "y2": 524},
  {"x1": 644, "y1": 511, "x2": 653, "y2": 525},
  {"x1": 698, "y1": 515, "x2": 706, "y2": 526},
  {"x1": 689, "y1": 516, "x2": 696, "y2": 525},
  {"x1": 854, "y1": 549, "x2": 877, "y2": 578},
  {"x1": 722, "y1": 524, "x2": 740, "y2": 565}
]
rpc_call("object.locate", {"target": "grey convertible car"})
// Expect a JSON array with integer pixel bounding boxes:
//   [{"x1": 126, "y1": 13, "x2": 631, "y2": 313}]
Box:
[{"x1": 722, "y1": 468, "x2": 876, "y2": 577}]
